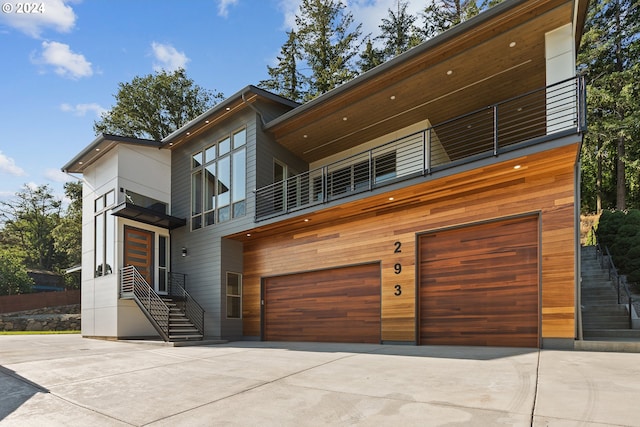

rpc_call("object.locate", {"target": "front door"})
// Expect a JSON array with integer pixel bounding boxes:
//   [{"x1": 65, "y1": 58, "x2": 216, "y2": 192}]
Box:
[{"x1": 124, "y1": 226, "x2": 153, "y2": 285}]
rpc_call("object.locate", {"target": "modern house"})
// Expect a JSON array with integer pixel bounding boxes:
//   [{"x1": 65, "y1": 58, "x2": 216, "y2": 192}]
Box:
[{"x1": 63, "y1": 0, "x2": 590, "y2": 348}]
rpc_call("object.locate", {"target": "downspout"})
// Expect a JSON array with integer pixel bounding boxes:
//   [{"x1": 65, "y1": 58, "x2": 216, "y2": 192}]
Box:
[
  {"x1": 575, "y1": 157, "x2": 583, "y2": 342},
  {"x1": 242, "y1": 91, "x2": 267, "y2": 129}
]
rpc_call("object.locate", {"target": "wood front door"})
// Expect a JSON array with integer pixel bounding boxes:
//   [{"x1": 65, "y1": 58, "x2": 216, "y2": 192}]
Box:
[{"x1": 124, "y1": 227, "x2": 153, "y2": 285}]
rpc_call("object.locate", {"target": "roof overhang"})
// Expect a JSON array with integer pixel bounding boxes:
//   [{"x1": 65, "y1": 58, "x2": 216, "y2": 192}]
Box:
[
  {"x1": 62, "y1": 134, "x2": 162, "y2": 174},
  {"x1": 263, "y1": 0, "x2": 589, "y2": 164},
  {"x1": 161, "y1": 85, "x2": 300, "y2": 150},
  {"x1": 111, "y1": 202, "x2": 186, "y2": 230}
]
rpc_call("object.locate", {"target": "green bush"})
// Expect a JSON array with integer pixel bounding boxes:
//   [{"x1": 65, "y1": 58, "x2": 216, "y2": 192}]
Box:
[{"x1": 596, "y1": 210, "x2": 640, "y2": 288}]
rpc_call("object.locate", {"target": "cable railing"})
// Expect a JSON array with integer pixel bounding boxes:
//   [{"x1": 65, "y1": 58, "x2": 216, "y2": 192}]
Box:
[
  {"x1": 592, "y1": 228, "x2": 634, "y2": 328},
  {"x1": 168, "y1": 272, "x2": 205, "y2": 337},
  {"x1": 120, "y1": 265, "x2": 170, "y2": 341},
  {"x1": 255, "y1": 76, "x2": 585, "y2": 221}
]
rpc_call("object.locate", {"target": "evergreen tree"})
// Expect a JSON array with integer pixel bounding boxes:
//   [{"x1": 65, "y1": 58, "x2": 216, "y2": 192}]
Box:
[
  {"x1": 259, "y1": 30, "x2": 306, "y2": 102},
  {"x1": 377, "y1": 0, "x2": 423, "y2": 59},
  {"x1": 421, "y1": 0, "x2": 480, "y2": 38},
  {"x1": 295, "y1": 0, "x2": 363, "y2": 101},
  {"x1": 578, "y1": 0, "x2": 640, "y2": 212},
  {"x1": 357, "y1": 37, "x2": 385, "y2": 73}
]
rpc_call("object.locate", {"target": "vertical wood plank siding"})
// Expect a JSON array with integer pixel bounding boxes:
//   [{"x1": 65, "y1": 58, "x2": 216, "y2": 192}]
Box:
[{"x1": 241, "y1": 143, "x2": 578, "y2": 343}]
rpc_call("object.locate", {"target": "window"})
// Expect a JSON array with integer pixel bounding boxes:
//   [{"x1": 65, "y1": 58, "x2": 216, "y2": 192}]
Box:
[
  {"x1": 158, "y1": 235, "x2": 168, "y2": 293},
  {"x1": 94, "y1": 190, "x2": 115, "y2": 277},
  {"x1": 191, "y1": 128, "x2": 246, "y2": 230},
  {"x1": 226, "y1": 272, "x2": 242, "y2": 319}
]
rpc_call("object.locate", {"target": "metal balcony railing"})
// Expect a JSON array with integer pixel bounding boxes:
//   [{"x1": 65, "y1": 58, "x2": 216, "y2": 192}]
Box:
[{"x1": 255, "y1": 76, "x2": 586, "y2": 221}]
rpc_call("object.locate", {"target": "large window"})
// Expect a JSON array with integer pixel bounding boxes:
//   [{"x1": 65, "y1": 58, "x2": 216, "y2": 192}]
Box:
[
  {"x1": 94, "y1": 190, "x2": 115, "y2": 277},
  {"x1": 191, "y1": 128, "x2": 246, "y2": 230},
  {"x1": 226, "y1": 272, "x2": 242, "y2": 319}
]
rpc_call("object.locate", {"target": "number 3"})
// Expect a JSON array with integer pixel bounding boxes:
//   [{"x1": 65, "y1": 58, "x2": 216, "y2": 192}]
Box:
[{"x1": 394, "y1": 284, "x2": 402, "y2": 296}]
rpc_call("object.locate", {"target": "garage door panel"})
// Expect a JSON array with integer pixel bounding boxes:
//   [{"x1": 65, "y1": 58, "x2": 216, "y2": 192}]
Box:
[
  {"x1": 420, "y1": 216, "x2": 539, "y2": 347},
  {"x1": 264, "y1": 263, "x2": 381, "y2": 344}
]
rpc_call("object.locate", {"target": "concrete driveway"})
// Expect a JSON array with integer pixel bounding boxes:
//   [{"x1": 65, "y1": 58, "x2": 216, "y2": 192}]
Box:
[{"x1": 0, "y1": 335, "x2": 638, "y2": 426}]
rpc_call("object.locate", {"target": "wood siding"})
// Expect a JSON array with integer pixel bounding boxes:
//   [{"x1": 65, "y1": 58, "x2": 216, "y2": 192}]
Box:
[
  {"x1": 263, "y1": 263, "x2": 381, "y2": 343},
  {"x1": 240, "y1": 143, "x2": 578, "y2": 343},
  {"x1": 419, "y1": 216, "x2": 539, "y2": 347}
]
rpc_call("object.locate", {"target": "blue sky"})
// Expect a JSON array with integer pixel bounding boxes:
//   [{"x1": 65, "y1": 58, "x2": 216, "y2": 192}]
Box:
[{"x1": 0, "y1": 0, "x2": 425, "y2": 205}]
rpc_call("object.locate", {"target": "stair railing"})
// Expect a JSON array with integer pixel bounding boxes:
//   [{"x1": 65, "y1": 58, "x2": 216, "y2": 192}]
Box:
[
  {"x1": 168, "y1": 272, "x2": 205, "y2": 337},
  {"x1": 120, "y1": 265, "x2": 170, "y2": 341},
  {"x1": 592, "y1": 227, "x2": 634, "y2": 328}
]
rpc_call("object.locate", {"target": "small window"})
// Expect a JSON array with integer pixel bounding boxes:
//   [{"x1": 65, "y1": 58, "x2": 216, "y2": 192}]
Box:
[
  {"x1": 226, "y1": 272, "x2": 242, "y2": 319},
  {"x1": 94, "y1": 190, "x2": 115, "y2": 277}
]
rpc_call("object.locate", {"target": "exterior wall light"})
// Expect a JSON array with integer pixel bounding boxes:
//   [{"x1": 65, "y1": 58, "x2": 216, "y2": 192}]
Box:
[{"x1": 181, "y1": 247, "x2": 188, "y2": 257}]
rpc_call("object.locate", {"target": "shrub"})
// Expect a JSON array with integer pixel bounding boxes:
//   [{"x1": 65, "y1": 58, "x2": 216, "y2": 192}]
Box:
[{"x1": 596, "y1": 210, "x2": 640, "y2": 288}]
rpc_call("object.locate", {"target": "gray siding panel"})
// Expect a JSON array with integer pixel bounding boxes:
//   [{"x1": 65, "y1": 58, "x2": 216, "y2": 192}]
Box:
[{"x1": 170, "y1": 101, "x2": 303, "y2": 339}]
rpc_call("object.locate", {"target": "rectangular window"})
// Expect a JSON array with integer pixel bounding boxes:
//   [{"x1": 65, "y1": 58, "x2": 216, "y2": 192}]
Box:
[
  {"x1": 158, "y1": 235, "x2": 168, "y2": 293},
  {"x1": 191, "y1": 127, "x2": 246, "y2": 230},
  {"x1": 94, "y1": 190, "x2": 115, "y2": 277},
  {"x1": 226, "y1": 272, "x2": 242, "y2": 319}
]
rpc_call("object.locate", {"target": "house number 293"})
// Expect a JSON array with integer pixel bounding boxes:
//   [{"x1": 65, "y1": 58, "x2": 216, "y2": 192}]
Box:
[{"x1": 393, "y1": 241, "x2": 402, "y2": 296}]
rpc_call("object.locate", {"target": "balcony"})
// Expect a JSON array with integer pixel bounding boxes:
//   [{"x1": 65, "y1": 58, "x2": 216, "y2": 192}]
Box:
[{"x1": 255, "y1": 76, "x2": 586, "y2": 222}]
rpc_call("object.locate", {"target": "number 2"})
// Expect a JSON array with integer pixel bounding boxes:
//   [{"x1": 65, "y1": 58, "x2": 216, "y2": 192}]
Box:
[{"x1": 394, "y1": 241, "x2": 402, "y2": 253}]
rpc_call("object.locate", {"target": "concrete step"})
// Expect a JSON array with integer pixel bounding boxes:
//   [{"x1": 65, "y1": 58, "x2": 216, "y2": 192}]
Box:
[
  {"x1": 583, "y1": 321, "x2": 630, "y2": 329},
  {"x1": 575, "y1": 340, "x2": 640, "y2": 353},
  {"x1": 169, "y1": 334, "x2": 204, "y2": 341},
  {"x1": 583, "y1": 329, "x2": 640, "y2": 339},
  {"x1": 582, "y1": 304, "x2": 629, "y2": 317}
]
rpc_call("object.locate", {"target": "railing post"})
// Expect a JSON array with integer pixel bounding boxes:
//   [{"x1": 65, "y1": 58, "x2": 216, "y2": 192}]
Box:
[
  {"x1": 323, "y1": 166, "x2": 328, "y2": 203},
  {"x1": 368, "y1": 151, "x2": 373, "y2": 191},
  {"x1": 493, "y1": 105, "x2": 499, "y2": 156},
  {"x1": 425, "y1": 129, "x2": 431, "y2": 175}
]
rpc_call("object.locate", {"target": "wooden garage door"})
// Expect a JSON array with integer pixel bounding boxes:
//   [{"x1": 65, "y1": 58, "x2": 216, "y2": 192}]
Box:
[
  {"x1": 419, "y1": 216, "x2": 539, "y2": 347},
  {"x1": 263, "y1": 263, "x2": 381, "y2": 343}
]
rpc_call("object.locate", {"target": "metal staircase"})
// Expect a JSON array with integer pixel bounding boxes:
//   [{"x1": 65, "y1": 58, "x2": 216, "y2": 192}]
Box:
[{"x1": 120, "y1": 266, "x2": 204, "y2": 342}]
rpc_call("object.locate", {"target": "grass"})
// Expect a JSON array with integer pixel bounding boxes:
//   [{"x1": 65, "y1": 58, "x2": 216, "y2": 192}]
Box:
[{"x1": 0, "y1": 330, "x2": 80, "y2": 335}]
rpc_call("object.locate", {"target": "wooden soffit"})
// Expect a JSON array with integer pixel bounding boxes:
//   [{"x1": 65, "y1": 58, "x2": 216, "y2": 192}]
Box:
[{"x1": 264, "y1": 0, "x2": 578, "y2": 164}]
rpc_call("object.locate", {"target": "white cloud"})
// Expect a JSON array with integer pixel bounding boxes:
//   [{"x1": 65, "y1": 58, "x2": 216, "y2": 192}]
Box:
[
  {"x1": 0, "y1": 0, "x2": 77, "y2": 38},
  {"x1": 60, "y1": 102, "x2": 106, "y2": 117},
  {"x1": 151, "y1": 42, "x2": 190, "y2": 72},
  {"x1": 0, "y1": 151, "x2": 27, "y2": 177},
  {"x1": 44, "y1": 168, "x2": 75, "y2": 183},
  {"x1": 34, "y1": 41, "x2": 93, "y2": 79},
  {"x1": 217, "y1": 0, "x2": 239, "y2": 17}
]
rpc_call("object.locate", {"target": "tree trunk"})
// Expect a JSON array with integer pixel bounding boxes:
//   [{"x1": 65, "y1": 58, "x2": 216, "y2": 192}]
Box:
[
  {"x1": 616, "y1": 134, "x2": 626, "y2": 210},
  {"x1": 596, "y1": 137, "x2": 602, "y2": 213}
]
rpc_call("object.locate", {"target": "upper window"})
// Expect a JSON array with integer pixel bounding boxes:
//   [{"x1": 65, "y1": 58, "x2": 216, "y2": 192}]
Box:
[
  {"x1": 226, "y1": 272, "x2": 242, "y2": 319},
  {"x1": 94, "y1": 190, "x2": 115, "y2": 277},
  {"x1": 191, "y1": 128, "x2": 246, "y2": 230}
]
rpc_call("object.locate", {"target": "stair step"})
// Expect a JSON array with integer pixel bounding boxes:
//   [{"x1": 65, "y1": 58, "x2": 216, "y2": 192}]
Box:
[
  {"x1": 583, "y1": 329, "x2": 640, "y2": 338},
  {"x1": 169, "y1": 335, "x2": 204, "y2": 340}
]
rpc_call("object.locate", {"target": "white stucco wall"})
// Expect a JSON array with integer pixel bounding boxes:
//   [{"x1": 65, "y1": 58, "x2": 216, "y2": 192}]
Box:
[{"x1": 80, "y1": 143, "x2": 171, "y2": 339}]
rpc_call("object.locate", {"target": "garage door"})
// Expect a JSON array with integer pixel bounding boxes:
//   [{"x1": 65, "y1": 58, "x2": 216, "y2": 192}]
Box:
[
  {"x1": 419, "y1": 216, "x2": 539, "y2": 347},
  {"x1": 263, "y1": 263, "x2": 381, "y2": 343}
]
